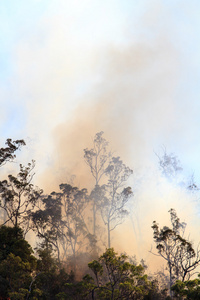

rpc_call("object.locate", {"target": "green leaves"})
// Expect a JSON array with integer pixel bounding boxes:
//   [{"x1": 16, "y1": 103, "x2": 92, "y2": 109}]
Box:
[
  {"x1": 0, "y1": 226, "x2": 37, "y2": 299},
  {"x1": 84, "y1": 248, "x2": 150, "y2": 299},
  {"x1": 172, "y1": 276, "x2": 200, "y2": 299},
  {"x1": 88, "y1": 260, "x2": 103, "y2": 277}
]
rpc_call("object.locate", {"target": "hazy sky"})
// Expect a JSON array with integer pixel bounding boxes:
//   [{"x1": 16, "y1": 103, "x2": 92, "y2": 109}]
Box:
[
  {"x1": 1, "y1": 0, "x2": 200, "y2": 266},
  {"x1": 0, "y1": 0, "x2": 200, "y2": 186}
]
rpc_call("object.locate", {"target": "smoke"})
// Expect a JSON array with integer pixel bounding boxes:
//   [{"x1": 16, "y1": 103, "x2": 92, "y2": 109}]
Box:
[
  {"x1": 38, "y1": 36, "x2": 180, "y2": 191},
  {"x1": 36, "y1": 31, "x2": 200, "y2": 273},
  {"x1": 4, "y1": 0, "x2": 191, "y2": 191},
  {"x1": 1, "y1": 0, "x2": 200, "y2": 274}
]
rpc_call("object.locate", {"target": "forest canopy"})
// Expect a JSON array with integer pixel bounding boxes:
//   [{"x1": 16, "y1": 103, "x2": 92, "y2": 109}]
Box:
[{"x1": 0, "y1": 133, "x2": 199, "y2": 299}]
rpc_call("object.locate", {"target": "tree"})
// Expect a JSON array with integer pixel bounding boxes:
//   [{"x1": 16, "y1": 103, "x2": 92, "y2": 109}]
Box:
[
  {"x1": 32, "y1": 247, "x2": 75, "y2": 300},
  {"x1": 151, "y1": 209, "x2": 200, "y2": 297},
  {"x1": 172, "y1": 274, "x2": 200, "y2": 299},
  {"x1": 84, "y1": 132, "x2": 111, "y2": 236},
  {"x1": 32, "y1": 183, "x2": 91, "y2": 273},
  {"x1": 0, "y1": 225, "x2": 35, "y2": 262},
  {"x1": 0, "y1": 225, "x2": 73, "y2": 300},
  {"x1": 100, "y1": 157, "x2": 133, "y2": 248},
  {"x1": 31, "y1": 191, "x2": 64, "y2": 264},
  {"x1": 59, "y1": 183, "x2": 90, "y2": 273},
  {"x1": 0, "y1": 225, "x2": 37, "y2": 299},
  {"x1": 156, "y1": 148, "x2": 199, "y2": 191},
  {"x1": 0, "y1": 161, "x2": 43, "y2": 235},
  {"x1": 0, "y1": 138, "x2": 25, "y2": 167},
  {"x1": 156, "y1": 148, "x2": 183, "y2": 181},
  {"x1": 82, "y1": 248, "x2": 150, "y2": 299},
  {"x1": 0, "y1": 253, "x2": 34, "y2": 299},
  {"x1": 84, "y1": 132, "x2": 133, "y2": 248}
]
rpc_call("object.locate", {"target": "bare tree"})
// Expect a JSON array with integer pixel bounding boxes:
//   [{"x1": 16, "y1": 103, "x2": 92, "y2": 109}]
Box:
[
  {"x1": 155, "y1": 148, "x2": 200, "y2": 193},
  {"x1": 155, "y1": 147, "x2": 183, "y2": 180},
  {"x1": 100, "y1": 157, "x2": 133, "y2": 248},
  {"x1": 84, "y1": 132, "x2": 111, "y2": 236}
]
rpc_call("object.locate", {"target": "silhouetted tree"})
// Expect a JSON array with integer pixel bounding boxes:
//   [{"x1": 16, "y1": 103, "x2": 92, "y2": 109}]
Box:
[
  {"x1": 84, "y1": 132, "x2": 111, "y2": 236},
  {"x1": 0, "y1": 138, "x2": 25, "y2": 167},
  {"x1": 0, "y1": 161, "x2": 43, "y2": 235},
  {"x1": 31, "y1": 191, "x2": 63, "y2": 263},
  {"x1": 32, "y1": 184, "x2": 91, "y2": 273},
  {"x1": 151, "y1": 209, "x2": 200, "y2": 297},
  {"x1": 100, "y1": 157, "x2": 133, "y2": 248},
  {"x1": 59, "y1": 183, "x2": 90, "y2": 272}
]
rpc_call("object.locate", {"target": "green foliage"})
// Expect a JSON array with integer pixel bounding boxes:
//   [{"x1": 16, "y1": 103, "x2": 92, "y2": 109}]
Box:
[
  {"x1": 0, "y1": 225, "x2": 36, "y2": 265},
  {"x1": 37, "y1": 247, "x2": 57, "y2": 273},
  {"x1": 0, "y1": 226, "x2": 36, "y2": 299},
  {"x1": 4, "y1": 135, "x2": 200, "y2": 299},
  {"x1": 9, "y1": 288, "x2": 29, "y2": 300},
  {"x1": 172, "y1": 275, "x2": 200, "y2": 299},
  {"x1": 34, "y1": 266, "x2": 76, "y2": 299},
  {"x1": 83, "y1": 248, "x2": 151, "y2": 299},
  {"x1": 0, "y1": 228, "x2": 80, "y2": 299}
]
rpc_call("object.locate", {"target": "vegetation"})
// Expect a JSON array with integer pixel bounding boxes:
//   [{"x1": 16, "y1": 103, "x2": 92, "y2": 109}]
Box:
[
  {"x1": 0, "y1": 138, "x2": 25, "y2": 167},
  {"x1": 82, "y1": 247, "x2": 151, "y2": 299},
  {"x1": 172, "y1": 275, "x2": 200, "y2": 299},
  {"x1": 0, "y1": 134, "x2": 200, "y2": 299},
  {"x1": 152, "y1": 209, "x2": 200, "y2": 297},
  {"x1": 84, "y1": 132, "x2": 133, "y2": 248},
  {"x1": 0, "y1": 160, "x2": 43, "y2": 235}
]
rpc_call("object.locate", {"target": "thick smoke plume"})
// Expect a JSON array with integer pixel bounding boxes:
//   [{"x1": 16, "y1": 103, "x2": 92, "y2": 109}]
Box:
[
  {"x1": 29, "y1": 4, "x2": 200, "y2": 272},
  {"x1": 1, "y1": 0, "x2": 200, "y2": 275},
  {"x1": 39, "y1": 37, "x2": 180, "y2": 192}
]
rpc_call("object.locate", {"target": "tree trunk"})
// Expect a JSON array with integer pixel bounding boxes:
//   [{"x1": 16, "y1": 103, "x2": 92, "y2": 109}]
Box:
[
  {"x1": 108, "y1": 220, "x2": 110, "y2": 248},
  {"x1": 169, "y1": 264, "x2": 174, "y2": 298},
  {"x1": 93, "y1": 202, "x2": 96, "y2": 236}
]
